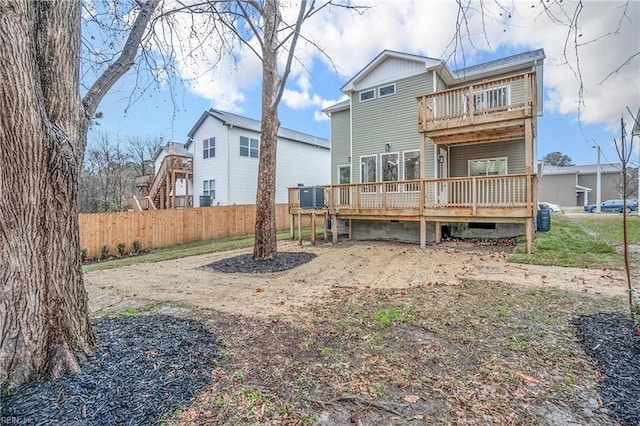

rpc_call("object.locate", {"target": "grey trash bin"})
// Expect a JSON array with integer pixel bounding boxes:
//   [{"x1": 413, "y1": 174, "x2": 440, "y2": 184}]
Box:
[{"x1": 536, "y1": 205, "x2": 551, "y2": 232}]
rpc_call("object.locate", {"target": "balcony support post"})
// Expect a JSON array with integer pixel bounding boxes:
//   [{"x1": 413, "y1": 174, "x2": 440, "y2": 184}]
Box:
[
  {"x1": 290, "y1": 211, "x2": 295, "y2": 239},
  {"x1": 525, "y1": 218, "x2": 533, "y2": 254},
  {"x1": 525, "y1": 118, "x2": 533, "y2": 174},
  {"x1": 435, "y1": 221, "x2": 441, "y2": 244},
  {"x1": 420, "y1": 217, "x2": 426, "y2": 249}
]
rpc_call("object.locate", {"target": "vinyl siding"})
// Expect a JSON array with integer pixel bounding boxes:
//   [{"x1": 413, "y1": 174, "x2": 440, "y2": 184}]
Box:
[
  {"x1": 538, "y1": 172, "x2": 623, "y2": 207},
  {"x1": 351, "y1": 71, "x2": 433, "y2": 182},
  {"x1": 190, "y1": 117, "x2": 231, "y2": 206},
  {"x1": 424, "y1": 138, "x2": 435, "y2": 178},
  {"x1": 537, "y1": 174, "x2": 577, "y2": 206},
  {"x1": 449, "y1": 139, "x2": 525, "y2": 177},
  {"x1": 330, "y1": 109, "x2": 351, "y2": 184},
  {"x1": 579, "y1": 173, "x2": 621, "y2": 203},
  {"x1": 191, "y1": 116, "x2": 330, "y2": 206}
]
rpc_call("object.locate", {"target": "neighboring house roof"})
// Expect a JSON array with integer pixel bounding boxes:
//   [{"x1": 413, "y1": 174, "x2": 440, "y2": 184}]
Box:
[
  {"x1": 185, "y1": 109, "x2": 330, "y2": 150},
  {"x1": 542, "y1": 163, "x2": 622, "y2": 175},
  {"x1": 152, "y1": 142, "x2": 192, "y2": 162}
]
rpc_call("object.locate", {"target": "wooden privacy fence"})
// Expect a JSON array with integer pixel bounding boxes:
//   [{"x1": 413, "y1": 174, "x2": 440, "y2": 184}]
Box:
[{"x1": 79, "y1": 204, "x2": 302, "y2": 258}]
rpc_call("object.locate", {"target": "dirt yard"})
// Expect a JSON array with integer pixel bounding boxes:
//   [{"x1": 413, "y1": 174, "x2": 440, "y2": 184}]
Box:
[
  {"x1": 85, "y1": 239, "x2": 628, "y2": 318},
  {"x1": 77, "y1": 239, "x2": 640, "y2": 424}
]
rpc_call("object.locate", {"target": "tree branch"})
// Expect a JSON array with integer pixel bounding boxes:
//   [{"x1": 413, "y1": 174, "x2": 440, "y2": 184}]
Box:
[{"x1": 82, "y1": 0, "x2": 160, "y2": 120}]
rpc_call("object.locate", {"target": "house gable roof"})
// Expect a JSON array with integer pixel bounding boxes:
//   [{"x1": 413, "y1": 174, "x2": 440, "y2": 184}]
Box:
[
  {"x1": 341, "y1": 50, "x2": 442, "y2": 93},
  {"x1": 152, "y1": 142, "x2": 192, "y2": 162},
  {"x1": 185, "y1": 109, "x2": 330, "y2": 150},
  {"x1": 450, "y1": 49, "x2": 546, "y2": 83},
  {"x1": 322, "y1": 98, "x2": 350, "y2": 115},
  {"x1": 329, "y1": 48, "x2": 545, "y2": 112}
]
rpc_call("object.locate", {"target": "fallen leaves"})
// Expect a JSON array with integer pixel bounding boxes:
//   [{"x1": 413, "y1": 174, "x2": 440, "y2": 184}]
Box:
[
  {"x1": 516, "y1": 372, "x2": 540, "y2": 384},
  {"x1": 403, "y1": 394, "x2": 421, "y2": 404}
]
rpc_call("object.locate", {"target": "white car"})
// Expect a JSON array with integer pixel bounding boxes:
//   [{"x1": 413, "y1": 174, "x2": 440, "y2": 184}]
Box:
[{"x1": 538, "y1": 202, "x2": 561, "y2": 212}]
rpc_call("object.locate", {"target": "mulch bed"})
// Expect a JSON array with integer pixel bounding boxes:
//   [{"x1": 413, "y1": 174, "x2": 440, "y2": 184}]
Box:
[
  {"x1": 0, "y1": 315, "x2": 221, "y2": 425},
  {"x1": 203, "y1": 251, "x2": 316, "y2": 273},
  {"x1": 572, "y1": 312, "x2": 640, "y2": 425}
]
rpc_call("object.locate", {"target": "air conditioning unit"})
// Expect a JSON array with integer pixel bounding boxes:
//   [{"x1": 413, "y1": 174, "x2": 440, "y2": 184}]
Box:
[
  {"x1": 299, "y1": 186, "x2": 325, "y2": 209},
  {"x1": 199, "y1": 195, "x2": 212, "y2": 207}
]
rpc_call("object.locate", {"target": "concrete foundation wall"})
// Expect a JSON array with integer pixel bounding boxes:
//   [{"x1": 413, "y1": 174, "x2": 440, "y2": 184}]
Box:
[
  {"x1": 346, "y1": 220, "x2": 525, "y2": 244},
  {"x1": 446, "y1": 222, "x2": 525, "y2": 239},
  {"x1": 350, "y1": 220, "x2": 436, "y2": 244}
]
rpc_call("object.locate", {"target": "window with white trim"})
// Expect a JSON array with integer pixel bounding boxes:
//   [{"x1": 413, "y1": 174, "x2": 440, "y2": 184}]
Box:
[
  {"x1": 360, "y1": 155, "x2": 377, "y2": 183},
  {"x1": 378, "y1": 83, "x2": 396, "y2": 97},
  {"x1": 403, "y1": 151, "x2": 420, "y2": 191},
  {"x1": 359, "y1": 89, "x2": 375, "y2": 102},
  {"x1": 468, "y1": 157, "x2": 507, "y2": 176},
  {"x1": 403, "y1": 151, "x2": 420, "y2": 180},
  {"x1": 203, "y1": 137, "x2": 215, "y2": 159},
  {"x1": 240, "y1": 136, "x2": 259, "y2": 158},
  {"x1": 381, "y1": 152, "x2": 399, "y2": 192},
  {"x1": 203, "y1": 179, "x2": 216, "y2": 199},
  {"x1": 381, "y1": 153, "x2": 399, "y2": 181},
  {"x1": 360, "y1": 155, "x2": 377, "y2": 193},
  {"x1": 338, "y1": 165, "x2": 351, "y2": 184}
]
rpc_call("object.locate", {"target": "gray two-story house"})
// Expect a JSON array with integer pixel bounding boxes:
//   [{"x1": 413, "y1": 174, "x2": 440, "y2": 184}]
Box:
[{"x1": 290, "y1": 49, "x2": 545, "y2": 253}]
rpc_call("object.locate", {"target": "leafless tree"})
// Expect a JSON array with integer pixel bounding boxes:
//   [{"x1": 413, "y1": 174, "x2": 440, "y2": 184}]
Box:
[
  {"x1": 184, "y1": 0, "x2": 365, "y2": 261},
  {"x1": 128, "y1": 135, "x2": 163, "y2": 176}
]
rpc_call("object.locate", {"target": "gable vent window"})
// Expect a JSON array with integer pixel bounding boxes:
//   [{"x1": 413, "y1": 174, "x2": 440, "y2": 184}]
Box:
[
  {"x1": 359, "y1": 89, "x2": 375, "y2": 102},
  {"x1": 378, "y1": 84, "x2": 396, "y2": 97}
]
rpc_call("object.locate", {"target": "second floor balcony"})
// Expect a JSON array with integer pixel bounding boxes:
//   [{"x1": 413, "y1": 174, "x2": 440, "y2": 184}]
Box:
[{"x1": 417, "y1": 72, "x2": 537, "y2": 144}]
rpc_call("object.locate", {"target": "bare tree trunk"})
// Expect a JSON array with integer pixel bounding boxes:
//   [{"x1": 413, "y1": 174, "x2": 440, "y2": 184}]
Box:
[
  {"x1": 0, "y1": 0, "x2": 158, "y2": 389},
  {"x1": 253, "y1": 0, "x2": 281, "y2": 261},
  {"x1": 0, "y1": 0, "x2": 95, "y2": 388}
]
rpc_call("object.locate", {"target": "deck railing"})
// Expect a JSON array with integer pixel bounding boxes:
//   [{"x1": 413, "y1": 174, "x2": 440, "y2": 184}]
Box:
[
  {"x1": 288, "y1": 174, "x2": 534, "y2": 217},
  {"x1": 417, "y1": 72, "x2": 535, "y2": 132}
]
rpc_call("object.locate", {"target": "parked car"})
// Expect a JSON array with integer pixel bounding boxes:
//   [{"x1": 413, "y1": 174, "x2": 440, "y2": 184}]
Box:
[
  {"x1": 538, "y1": 202, "x2": 561, "y2": 212},
  {"x1": 584, "y1": 199, "x2": 639, "y2": 213}
]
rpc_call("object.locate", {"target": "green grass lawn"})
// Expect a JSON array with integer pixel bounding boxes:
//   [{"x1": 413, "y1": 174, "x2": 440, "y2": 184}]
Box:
[{"x1": 510, "y1": 213, "x2": 639, "y2": 269}]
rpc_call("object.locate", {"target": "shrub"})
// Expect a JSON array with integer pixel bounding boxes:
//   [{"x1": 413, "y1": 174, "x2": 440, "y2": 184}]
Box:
[
  {"x1": 80, "y1": 248, "x2": 88, "y2": 262},
  {"x1": 100, "y1": 245, "x2": 110, "y2": 259},
  {"x1": 117, "y1": 243, "x2": 126, "y2": 256},
  {"x1": 132, "y1": 240, "x2": 142, "y2": 253}
]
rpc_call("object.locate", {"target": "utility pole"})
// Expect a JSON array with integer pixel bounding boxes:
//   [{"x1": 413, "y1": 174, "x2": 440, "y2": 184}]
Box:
[{"x1": 596, "y1": 145, "x2": 601, "y2": 213}]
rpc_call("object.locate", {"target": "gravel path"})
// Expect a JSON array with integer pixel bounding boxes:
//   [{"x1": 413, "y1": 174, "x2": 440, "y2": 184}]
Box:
[{"x1": 0, "y1": 315, "x2": 220, "y2": 425}]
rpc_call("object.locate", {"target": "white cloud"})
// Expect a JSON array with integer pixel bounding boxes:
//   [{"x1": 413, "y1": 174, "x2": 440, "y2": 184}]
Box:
[{"x1": 156, "y1": 0, "x2": 639, "y2": 131}]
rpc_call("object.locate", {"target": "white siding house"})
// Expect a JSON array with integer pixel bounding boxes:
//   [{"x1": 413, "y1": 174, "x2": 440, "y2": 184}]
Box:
[{"x1": 185, "y1": 109, "x2": 330, "y2": 206}]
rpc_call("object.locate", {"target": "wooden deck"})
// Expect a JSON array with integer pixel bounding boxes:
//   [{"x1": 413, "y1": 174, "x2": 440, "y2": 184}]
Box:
[
  {"x1": 129, "y1": 155, "x2": 193, "y2": 210},
  {"x1": 417, "y1": 72, "x2": 536, "y2": 144},
  {"x1": 288, "y1": 174, "x2": 537, "y2": 252}
]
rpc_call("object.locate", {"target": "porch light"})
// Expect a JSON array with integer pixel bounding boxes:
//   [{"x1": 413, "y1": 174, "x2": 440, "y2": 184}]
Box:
[
  {"x1": 385, "y1": 143, "x2": 391, "y2": 152},
  {"x1": 438, "y1": 155, "x2": 444, "y2": 163}
]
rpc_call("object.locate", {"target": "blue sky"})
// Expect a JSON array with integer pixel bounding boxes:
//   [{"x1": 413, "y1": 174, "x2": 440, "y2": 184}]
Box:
[{"x1": 90, "y1": 0, "x2": 640, "y2": 168}]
